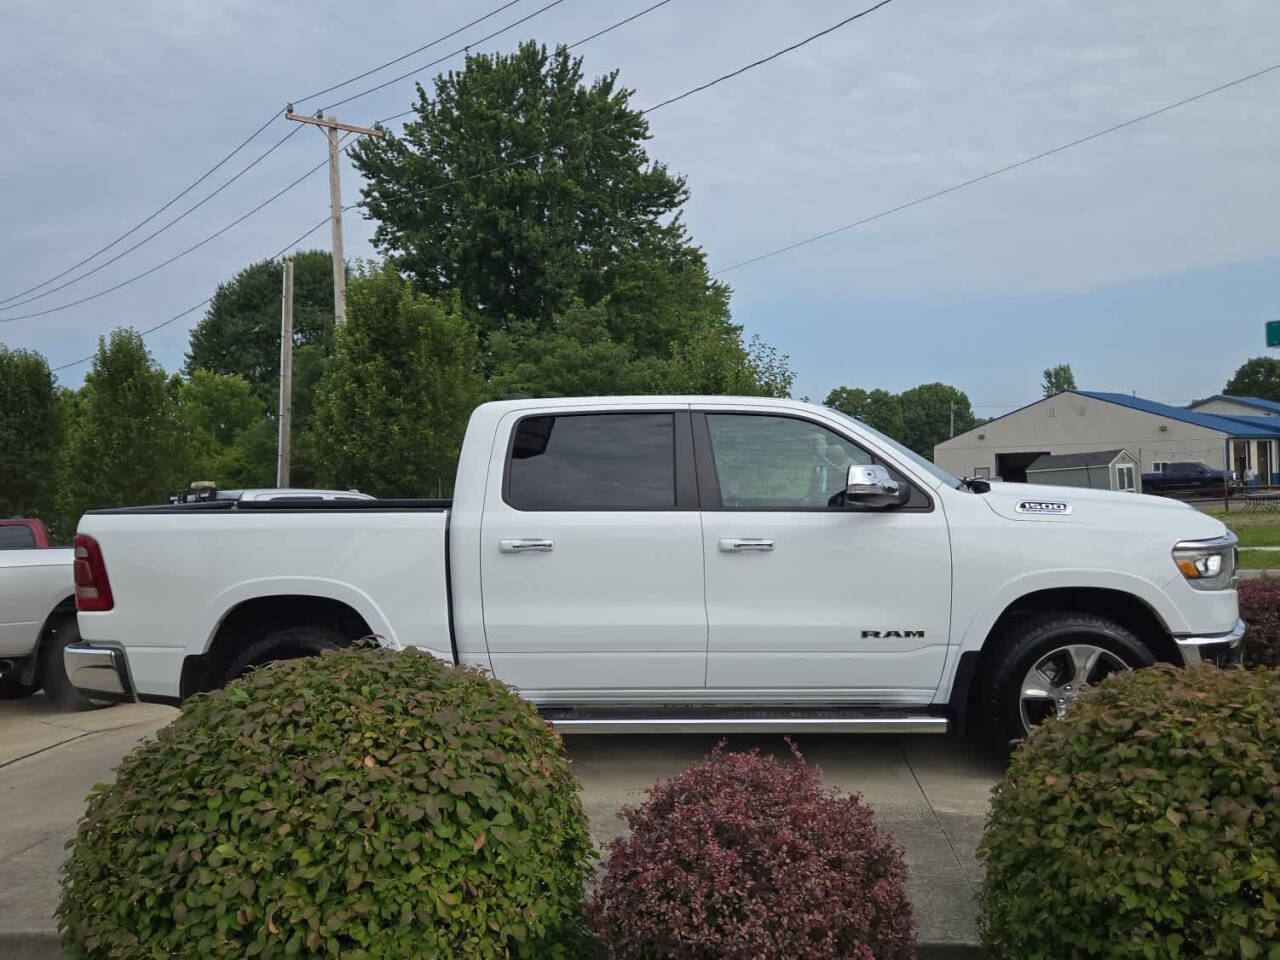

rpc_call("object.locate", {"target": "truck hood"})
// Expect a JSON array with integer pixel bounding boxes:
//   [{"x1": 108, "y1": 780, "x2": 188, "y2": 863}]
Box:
[{"x1": 980, "y1": 482, "x2": 1227, "y2": 540}]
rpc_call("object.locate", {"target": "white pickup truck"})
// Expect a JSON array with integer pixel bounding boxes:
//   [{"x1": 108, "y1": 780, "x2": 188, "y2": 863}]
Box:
[
  {"x1": 65, "y1": 396, "x2": 1244, "y2": 740},
  {"x1": 0, "y1": 518, "x2": 88, "y2": 708}
]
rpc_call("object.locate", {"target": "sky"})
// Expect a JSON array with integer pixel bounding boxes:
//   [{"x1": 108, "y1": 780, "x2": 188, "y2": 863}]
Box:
[{"x1": 2, "y1": 0, "x2": 1279, "y2": 416}]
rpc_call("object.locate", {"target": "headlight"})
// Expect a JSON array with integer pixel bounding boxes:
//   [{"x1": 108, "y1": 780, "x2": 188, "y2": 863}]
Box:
[{"x1": 1172, "y1": 535, "x2": 1238, "y2": 591}]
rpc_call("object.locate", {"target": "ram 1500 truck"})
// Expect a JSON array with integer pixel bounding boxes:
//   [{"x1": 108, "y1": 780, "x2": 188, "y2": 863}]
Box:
[{"x1": 65, "y1": 396, "x2": 1245, "y2": 741}]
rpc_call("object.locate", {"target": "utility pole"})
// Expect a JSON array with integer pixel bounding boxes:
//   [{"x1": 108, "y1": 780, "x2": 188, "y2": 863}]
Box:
[
  {"x1": 949, "y1": 400, "x2": 955, "y2": 438},
  {"x1": 285, "y1": 109, "x2": 384, "y2": 327},
  {"x1": 277, "y1": 260, "x2": 294, "y2": 488}
]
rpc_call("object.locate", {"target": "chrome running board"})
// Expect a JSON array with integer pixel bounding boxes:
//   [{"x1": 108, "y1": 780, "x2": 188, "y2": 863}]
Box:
[{"x1": 539, "y1": 706, "x2": 947, "y2": 735}]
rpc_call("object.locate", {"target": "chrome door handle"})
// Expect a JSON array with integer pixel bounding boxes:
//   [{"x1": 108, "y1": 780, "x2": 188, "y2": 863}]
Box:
[
  {"x1": 719, "y1": 538, "x2": 775, "y2": 552},
  {"x1": 499, "y1": 538, "x2": 555, "y2": 553}
]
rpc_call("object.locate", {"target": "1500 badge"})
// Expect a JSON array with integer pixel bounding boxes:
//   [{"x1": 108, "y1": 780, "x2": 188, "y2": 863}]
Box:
[{"x1": 1016, "y1": 500, "x2": 1072, "y2": 515}]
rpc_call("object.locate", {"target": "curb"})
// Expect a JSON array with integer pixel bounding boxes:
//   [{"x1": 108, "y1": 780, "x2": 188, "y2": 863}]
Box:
[{"x1": 2, "y1": 932, "x2": 988, "y2": 959}]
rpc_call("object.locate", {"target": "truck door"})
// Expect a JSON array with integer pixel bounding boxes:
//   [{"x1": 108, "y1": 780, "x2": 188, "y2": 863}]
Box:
[
  {"x1": 693, "y1": 410, "x2": 952, "y2": 702},
  {"x1": 479, "y1": 407, "x2": 707, "y2": 694}
]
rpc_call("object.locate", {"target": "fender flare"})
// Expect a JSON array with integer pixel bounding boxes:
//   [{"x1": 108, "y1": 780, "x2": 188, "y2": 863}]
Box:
[{"x1": 200, "y1": 577, "x2": 401, "y2": 655}]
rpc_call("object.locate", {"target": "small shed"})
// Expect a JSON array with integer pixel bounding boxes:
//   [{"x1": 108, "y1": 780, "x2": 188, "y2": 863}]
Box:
[{"x1": 1025, "y1": 449, "x2": 1140, "y2": 493}]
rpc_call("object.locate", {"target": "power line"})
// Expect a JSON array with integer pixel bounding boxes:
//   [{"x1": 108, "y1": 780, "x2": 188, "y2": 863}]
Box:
[
  {"x1": 376, "y1": 0, "x2": 896, "y2": 203},
  {"x1": 0, "y1": 109, "x2": 282, "y2": 307},
  {"x1": 51, "y1": 213, "x2": 337, "y2": 374},
  {"x1": 711, "y1": 59, "x2": 1280, "y2": 276},
  {"x1": 3, "y1": 0, "x2": 558, "y2": 310},
  {"x1": 0, "y1": 125, "x2": 305, "y2": 312},
  {"x1": 291, "y1": 0, "x2": 526, "y2": 106},
  {"x1": 5, "y1": 0, "x2": 677, "y2": 324},
  {"x1": 323, "y1": 0, "x2": 572, "y2": 113},
  {"x1": 567, "y1": 0, "x2": 677, "y2": 48},
  {"x1": 646, "y1": 0, "x2": 895, "y2": 114},
  {"x1": 2, "y1": 153, "x2": 333, "y2": 323}
]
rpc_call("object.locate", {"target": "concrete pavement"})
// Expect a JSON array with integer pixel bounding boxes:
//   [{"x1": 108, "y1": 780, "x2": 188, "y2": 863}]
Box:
[{"x1": 0, "y1": 697, "x2": 995, "y2": 959}]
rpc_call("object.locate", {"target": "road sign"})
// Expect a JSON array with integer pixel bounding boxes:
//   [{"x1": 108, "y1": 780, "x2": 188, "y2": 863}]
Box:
[{"x1": 1269, "y1": 320, "x2": 1280, "y2": 348}]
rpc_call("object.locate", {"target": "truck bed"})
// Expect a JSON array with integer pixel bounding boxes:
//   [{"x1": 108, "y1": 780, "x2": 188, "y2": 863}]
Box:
[{"x1": 76, "y1": 502, "x2": 455, "y2": 699}]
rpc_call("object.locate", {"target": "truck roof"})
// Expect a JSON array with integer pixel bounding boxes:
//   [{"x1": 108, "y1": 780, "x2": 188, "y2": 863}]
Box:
[{"x1": 476, "y1": 395, "x2": 827, "y2": 415}]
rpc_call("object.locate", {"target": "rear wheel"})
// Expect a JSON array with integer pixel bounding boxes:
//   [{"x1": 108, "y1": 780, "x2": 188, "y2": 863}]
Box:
[
  {"x1": 983, "y1": 612, "x2": 1153, "y2": 747},
  {"x1": 40, "y1": 615, "x2": 101, "y2": 711},
  {"x1": 222, "y1": 626, "x2": 345, "y2": 686}
]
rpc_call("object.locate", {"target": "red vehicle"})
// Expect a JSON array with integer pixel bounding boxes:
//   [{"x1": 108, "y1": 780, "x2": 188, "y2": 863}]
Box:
[{"x1": 0, "y1": 518, "x2": 53, "y2": 549}]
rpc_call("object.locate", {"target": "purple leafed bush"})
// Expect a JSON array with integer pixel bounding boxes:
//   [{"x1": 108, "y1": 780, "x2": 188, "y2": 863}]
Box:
[
  {"x1": 1239, "y1": 577, "x2": 1280, "y2": 668},
  {"x1": 591, "y1": 743, "x2": 916, "y2": 960}
]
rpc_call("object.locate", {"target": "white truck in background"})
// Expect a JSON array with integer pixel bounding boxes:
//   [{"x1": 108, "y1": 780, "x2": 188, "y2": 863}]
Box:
[
  {"x1": 1, "y1": 518, "x2": 86, "y2": 708},
  {"x1": 66, "y1": 396, "x2": 1244, "y2": 741}
]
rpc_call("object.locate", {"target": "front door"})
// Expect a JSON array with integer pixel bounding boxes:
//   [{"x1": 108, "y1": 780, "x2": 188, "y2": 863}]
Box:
[
  {"x1": 480, "y1": 408, "x2": 707, "y2": 696},
  {"x1": 695, "y1": 411, "x2": 952, "y2": 703}
]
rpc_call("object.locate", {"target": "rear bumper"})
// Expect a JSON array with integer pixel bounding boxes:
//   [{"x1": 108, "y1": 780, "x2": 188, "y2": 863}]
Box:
[
  {"x1": 63, "y1": 643, "x2": 136, "y2": 703},
  {"x1": 1174, "y1": 617, "x2": 1246, "y2": 667}
]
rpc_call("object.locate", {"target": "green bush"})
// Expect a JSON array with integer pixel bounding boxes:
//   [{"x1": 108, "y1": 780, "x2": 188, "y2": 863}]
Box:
[
  {"x1": 978, "y1": 664, "x2": 1280, "y2": 960},
  {"x1": 58, "y1": 647, "x2": 594, "y2": 959}
]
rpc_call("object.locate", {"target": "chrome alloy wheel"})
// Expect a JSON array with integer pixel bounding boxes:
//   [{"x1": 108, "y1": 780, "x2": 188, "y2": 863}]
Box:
[{"x1": 1018, "y1": 643, "x2": 1129, "y2": 732}]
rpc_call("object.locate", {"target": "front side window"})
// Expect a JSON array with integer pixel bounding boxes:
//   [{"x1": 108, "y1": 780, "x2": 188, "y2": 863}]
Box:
[
  {"x1": 507, "y1": 413, "x2": 675, "y2": 510},
  {"x1": 706, "y1": 414, "x2": 873, "y2": 509}
]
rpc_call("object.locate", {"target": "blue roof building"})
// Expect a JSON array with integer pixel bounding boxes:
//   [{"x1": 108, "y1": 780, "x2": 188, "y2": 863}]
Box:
[{"x1": 935, "y1": 390, "x2": 1280, "y2": 486}]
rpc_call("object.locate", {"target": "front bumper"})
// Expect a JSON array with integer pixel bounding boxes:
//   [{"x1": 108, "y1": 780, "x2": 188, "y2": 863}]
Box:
[
  {"x1": 63, "y1": 643, "x2": 136, "y2": 703},
  {"x1": 1174, "y1": 617, "x2": 1246, "y2": 667}
]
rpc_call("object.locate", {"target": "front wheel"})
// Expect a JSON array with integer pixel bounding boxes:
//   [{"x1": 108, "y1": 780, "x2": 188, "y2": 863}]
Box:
[{"x1": 983, "y1": 612, "x2": 1154, "y2": 746}]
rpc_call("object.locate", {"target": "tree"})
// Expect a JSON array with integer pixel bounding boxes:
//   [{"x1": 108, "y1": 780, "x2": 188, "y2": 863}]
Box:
[
  {"x1": 897, "y1": 382, "x2": 977, "y2": 458},
  {"x1": 353, "y1": 41, "x2": 693, "y2": 340},
  {"x1": 1224, "y1": 357, "x2": 1280, "y2": 403},
  {"x1": 0, "y1": 345, "x2": 61, "y2": 522},
  {"x1": 177, "y1": 370, "x2": 273, "y2": 488},
  {"x1": 184, "y1": 250, "x2": 334, "y2": 406},
  {"x1": 310, "y1": 264, "x2": 486, "y2": 497},
  {"x1": 1041, "y1": 363, "x2": 1077, "y2": 397},
  {"x1": 57, "y1": 330, "x2": 188, "y2": 530},
  {"x1": 823, "y1": 386, "x2": 904, "y2": 439}
]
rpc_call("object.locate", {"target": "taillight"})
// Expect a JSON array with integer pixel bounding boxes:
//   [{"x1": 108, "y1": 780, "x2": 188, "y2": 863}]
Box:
[{"x1": 73, "y1": 534, "x2": 114, "y2": 612}]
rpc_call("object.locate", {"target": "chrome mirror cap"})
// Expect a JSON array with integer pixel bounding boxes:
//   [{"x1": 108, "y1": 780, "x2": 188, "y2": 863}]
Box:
[{"x1": 846, "y1": 464, "x2": 902, "y2": 507}]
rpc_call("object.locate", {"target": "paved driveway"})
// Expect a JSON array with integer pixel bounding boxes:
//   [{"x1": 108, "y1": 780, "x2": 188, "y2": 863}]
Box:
[{"x1": 0, "y1": 696, "x2": 997, "y2": 959}]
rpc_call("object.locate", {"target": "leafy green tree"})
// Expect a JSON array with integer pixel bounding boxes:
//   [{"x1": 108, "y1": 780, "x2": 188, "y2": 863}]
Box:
[
  {"x1": 897, "y1": 382, "x2": 977, "y2": 458},
  {"x1": 660, "y1": 331, "x2": 793, "y2": 398},
  {"x1": 353, "y1": 41, "x2": 691, "y2": 340},
  {"x1": 488, "y1": 302, "x2": 792, "y2": 399},
  {"x1": 1224, "y1": 357, "x2": 1280, "y2": 402},
  {"x1": 1041, "y1": 363, "x2": 1077, "y2": 396},
  {"x1": 57, "y1": 330, "x2": 188, "y2": 530},
  {"x1": 177, "y1": 370, "x2": 273, "y2": 488},
  {"x1": 0, "y1": 345, "x2": 61, "y2": 521},
  {"x1": 823, "y1": 386, "x2": 905, "y2": 438},
  {"x1": 184, "y1": 250, "x2": 334, "y2": 406},
  {"x1": 310, "y1": 265, "x2": 486, "y2": 497}
]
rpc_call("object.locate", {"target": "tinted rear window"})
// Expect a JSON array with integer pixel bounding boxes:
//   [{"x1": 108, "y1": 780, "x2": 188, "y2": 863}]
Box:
[
  {"x1": 507, "y1": 413, "x2": 675, "y2": 510},
  {"x1": 0, "y1": 525, "x2": 36, "y2": 549}
]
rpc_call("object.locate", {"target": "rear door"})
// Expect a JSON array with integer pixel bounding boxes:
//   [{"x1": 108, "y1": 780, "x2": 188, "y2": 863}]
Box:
[
  {"x1": 479, "y1": 407, "x2": 707, "y2": 695},
  {"x1": 694, "y1": 409, "x2": 952, "y2": 703}
]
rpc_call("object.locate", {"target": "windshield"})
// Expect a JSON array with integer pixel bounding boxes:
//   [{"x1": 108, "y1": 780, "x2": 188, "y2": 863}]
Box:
[{"x1": 825, "y1": 408, "x2": 966, "y2": 489}]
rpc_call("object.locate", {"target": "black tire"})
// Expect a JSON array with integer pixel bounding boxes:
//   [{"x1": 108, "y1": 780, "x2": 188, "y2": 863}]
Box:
[
  {"x1": 40, "y1": 615, "x2": 102, "y2": 711},
  {"x1": 222, "y1": 625, "x2": 345, "y2": 686},
  {"x1": 982, "y1": 611, "x2": 1154, "y2": 749}
]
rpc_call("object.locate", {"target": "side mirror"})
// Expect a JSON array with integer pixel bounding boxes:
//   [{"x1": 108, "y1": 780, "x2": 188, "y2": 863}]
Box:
[{"x1": 845, "y1": 464, "x2": 904, "y2": 508}]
